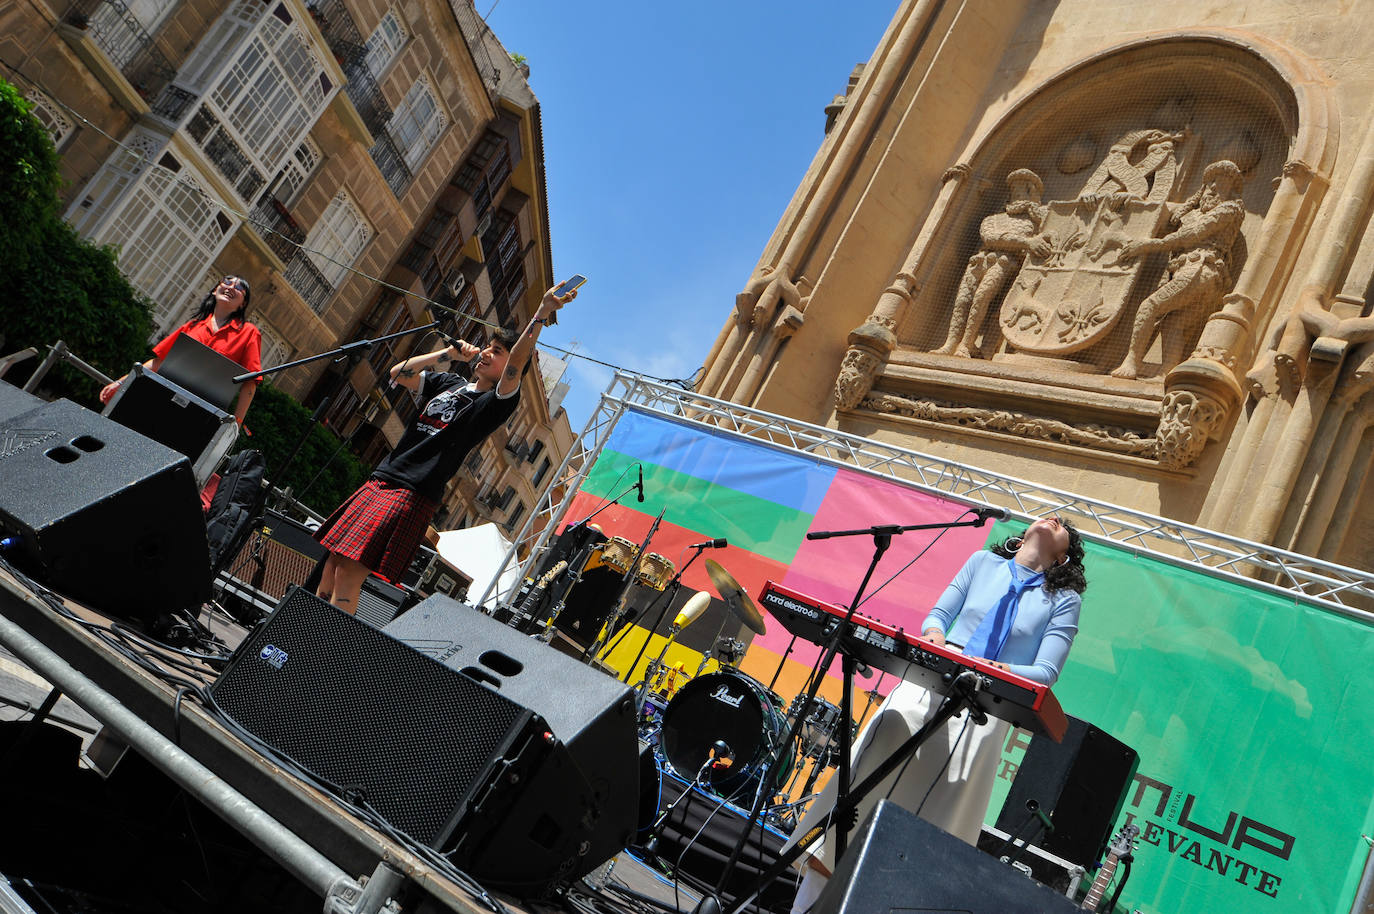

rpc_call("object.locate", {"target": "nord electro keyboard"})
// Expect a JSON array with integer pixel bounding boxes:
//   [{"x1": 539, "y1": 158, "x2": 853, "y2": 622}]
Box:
[{"x1": 759, "y1": 580, "x2": 1067, "y2": 740}]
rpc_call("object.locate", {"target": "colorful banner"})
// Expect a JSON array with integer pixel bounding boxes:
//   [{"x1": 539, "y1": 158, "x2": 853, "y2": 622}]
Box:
[{"x1": 567, "y1": 407, "x2": 1374, "y2": 913}]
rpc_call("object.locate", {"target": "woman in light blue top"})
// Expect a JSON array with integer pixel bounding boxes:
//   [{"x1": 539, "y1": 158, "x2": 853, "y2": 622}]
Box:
[{"x1": 788, "y1": 515, "x2": 1087, "y2": 914}]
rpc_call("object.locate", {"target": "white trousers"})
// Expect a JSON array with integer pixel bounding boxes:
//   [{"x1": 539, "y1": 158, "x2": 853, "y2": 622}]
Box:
[{"x1": 784, "y1": 680, "x2": 1008, "y2": 914}]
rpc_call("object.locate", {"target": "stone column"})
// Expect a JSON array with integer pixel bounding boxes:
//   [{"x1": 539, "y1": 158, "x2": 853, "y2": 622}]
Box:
[{"x1": 834, "y1": 164, "x2": 973, "y2": 409}]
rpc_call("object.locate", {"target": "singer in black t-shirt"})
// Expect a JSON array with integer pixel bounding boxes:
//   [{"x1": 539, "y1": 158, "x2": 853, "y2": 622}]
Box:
[{"x1": 314, "y1": 283, "x2": 577, "y2": 614}]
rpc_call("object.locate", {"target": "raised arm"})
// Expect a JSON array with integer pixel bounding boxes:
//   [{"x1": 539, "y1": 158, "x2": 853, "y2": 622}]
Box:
[
  {"x1": 391, "y1": 339, "x2": 479, "y2": 391},
  {"x1": 497, "y1": 284, "x2": 578, "y2": 397}
]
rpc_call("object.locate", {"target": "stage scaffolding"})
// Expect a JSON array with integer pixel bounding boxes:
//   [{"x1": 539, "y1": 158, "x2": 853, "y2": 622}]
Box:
[{"x1": 480, "y1": 373, "x2": 1374, "y2": 622}]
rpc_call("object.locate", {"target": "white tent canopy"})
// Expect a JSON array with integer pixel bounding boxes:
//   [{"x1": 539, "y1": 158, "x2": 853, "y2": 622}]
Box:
[{"x1": 435, "y1": 523, "x2": 518, "y2": 608}]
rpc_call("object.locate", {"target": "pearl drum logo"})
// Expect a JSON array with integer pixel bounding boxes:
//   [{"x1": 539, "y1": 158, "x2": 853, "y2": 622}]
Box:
[
  {"x1": 710, "y1": 684, "x2": 744, "y2": 708},
  {"x1": 259, "y1": 644, "x2": 288, "y2": 670}
]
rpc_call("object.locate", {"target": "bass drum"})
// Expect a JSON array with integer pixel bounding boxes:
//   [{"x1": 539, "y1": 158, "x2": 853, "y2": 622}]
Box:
[{"x1": 660, "y1": 671, "x2": 794, "y2": 801}]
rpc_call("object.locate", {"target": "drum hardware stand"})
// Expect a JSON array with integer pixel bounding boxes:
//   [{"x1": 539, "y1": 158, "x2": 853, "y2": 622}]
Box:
[
  {"x1": 585, "y1": 508, "x2": 665, "y2": 663},
  {"x1": 697, "y1": 508, "x2": 1004, "y2": 914},
  {"x1": 619, "y1": 539, "x2": 717, "y2": 686},
  {"x1": 766, "y1": 634, "x2": 800, "y2": 692},
  {"x1": 712, "y1": 672, "x2": 989, "y2": 914},
  {"x1": 631, "y1": 591, "x2": 710, "y2": 716}
]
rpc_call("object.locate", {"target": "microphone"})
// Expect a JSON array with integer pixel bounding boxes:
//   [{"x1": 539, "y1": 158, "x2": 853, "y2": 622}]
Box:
[
  {"x1": 689, "y1": 538, "x2": 728, "y2": 549},
  {"x1": 974, "y1": 505, "x2": 1011, "y2": 523},
  {"x1": 636, "y1": 464, "x2": 645, "y2": 503}
]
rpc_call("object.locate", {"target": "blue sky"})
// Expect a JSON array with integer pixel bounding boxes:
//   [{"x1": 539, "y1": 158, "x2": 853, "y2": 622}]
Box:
[{"x1": 484, "y1": 1, "x2": 900, "y2": 431}]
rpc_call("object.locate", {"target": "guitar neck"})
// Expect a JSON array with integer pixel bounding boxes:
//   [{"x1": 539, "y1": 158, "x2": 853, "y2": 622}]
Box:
[{"x1": 1080, "y1": 855, "x2": 1120, "y2": 911}]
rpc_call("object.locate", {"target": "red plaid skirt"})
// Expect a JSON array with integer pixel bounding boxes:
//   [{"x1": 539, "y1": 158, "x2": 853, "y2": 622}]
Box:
[{"x1": 315, "y1": 478, "x2": 438, "y2": 583}]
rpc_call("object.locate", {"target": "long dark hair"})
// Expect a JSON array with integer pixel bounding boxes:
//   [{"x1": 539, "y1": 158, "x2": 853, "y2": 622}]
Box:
[
  {"x1": 990, "y1": 517, "x2": 1087, "y2": 594},
  {"x1": 190, "y1": 276, "x2": 252, "y2": 325}
]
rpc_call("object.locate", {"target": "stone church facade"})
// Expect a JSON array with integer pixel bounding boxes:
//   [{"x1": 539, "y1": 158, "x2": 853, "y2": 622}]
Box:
[{"x1": 699, "y1": 0, "x2": 1374, "y2": 571}]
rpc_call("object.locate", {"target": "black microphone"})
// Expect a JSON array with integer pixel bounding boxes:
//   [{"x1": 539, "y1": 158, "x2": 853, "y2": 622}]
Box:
[
  {"x1": 636, "y1": 464, "x2": 645, "y2": 502},
  {"x1": 690, "y1": 538, "x2": 728, "y2": 549},
  {"x1": 974, "y1": 505, "x2": 1011, "y2": 523}
]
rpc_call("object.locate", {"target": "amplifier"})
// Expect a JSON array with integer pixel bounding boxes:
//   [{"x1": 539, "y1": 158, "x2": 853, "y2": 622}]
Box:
[{"x1": 217, "y1": 510, "x2": 324, "y2": 619}]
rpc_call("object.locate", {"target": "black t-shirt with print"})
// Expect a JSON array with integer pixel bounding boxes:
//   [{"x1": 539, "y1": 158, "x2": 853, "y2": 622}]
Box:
[{"x1": 371, "y1": 371, "x2": 519, "y2": 502}]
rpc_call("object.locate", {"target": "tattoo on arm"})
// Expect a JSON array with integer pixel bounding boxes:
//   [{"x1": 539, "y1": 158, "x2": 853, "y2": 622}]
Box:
[
  {"x1": 399, "y1": 367, "x2": 417, "y2": 378},
  {"x1": 436, "y1": 352, "x2": 452, "y2": 365}
]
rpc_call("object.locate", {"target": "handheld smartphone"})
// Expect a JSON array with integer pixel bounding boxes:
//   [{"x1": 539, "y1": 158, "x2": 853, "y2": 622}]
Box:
[{"x1": 553, "y1": 274, "x2": 587, "y2": 297}]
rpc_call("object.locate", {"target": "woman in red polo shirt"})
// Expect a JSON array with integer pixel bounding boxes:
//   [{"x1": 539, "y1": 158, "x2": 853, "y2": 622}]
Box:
[{"x1": 100, "y1": 275, "x2": 262, "y2": 425}]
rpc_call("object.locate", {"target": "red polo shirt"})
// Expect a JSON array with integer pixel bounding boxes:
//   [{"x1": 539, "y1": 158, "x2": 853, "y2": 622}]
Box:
[{"x1": 152, "y1": 316, "x2": 263, "y2": 384}]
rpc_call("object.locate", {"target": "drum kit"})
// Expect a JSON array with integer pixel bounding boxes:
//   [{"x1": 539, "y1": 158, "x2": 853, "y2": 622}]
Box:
[
  {"x1": 633, "y1": 558, "x2": 856, "y2": 824},
  {"x1": 507, "y1": 521, "x2": 855, "y2": 826}
]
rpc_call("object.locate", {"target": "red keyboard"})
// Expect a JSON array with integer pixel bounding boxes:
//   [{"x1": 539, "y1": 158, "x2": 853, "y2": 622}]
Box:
[{"x1": 759, "y1": 581, "x2": 1067, "y2": 740}]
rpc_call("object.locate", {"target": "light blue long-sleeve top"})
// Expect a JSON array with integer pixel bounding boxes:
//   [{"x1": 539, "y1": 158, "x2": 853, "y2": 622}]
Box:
[{"x1": 920, "y1": 550, "x2": 1081, "y2": 686}]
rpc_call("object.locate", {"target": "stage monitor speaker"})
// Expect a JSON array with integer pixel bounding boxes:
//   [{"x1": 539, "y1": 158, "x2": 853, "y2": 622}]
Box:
[
  {"x1": 0, "y1": 380, "x2": 43, "y2": 422},
  {"x1": 103, "y1": 363, "x2": 237, "y2": 485},
  {"x1": 994, "y1": 715, "x2": 1139, "y2": 868},
  {"x1": 209, "y1": 587, "x2": 627, "y2": 897},
  {"x1": 815, "y1": 800, "x2": 1081, "y2": 914},
  {"x1": 384, "y1": 595, "x2": 640, "y2": 884},
  {"x1": 0, "y1": 399, "x2": 210, "y2": 620}
]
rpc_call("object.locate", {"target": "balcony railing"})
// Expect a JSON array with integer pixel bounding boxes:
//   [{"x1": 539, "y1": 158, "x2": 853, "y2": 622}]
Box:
[
  {"x1": 308, "y1": 0, "x2": 394, "y2": 137},
  {"x1": 150, "y1": 84, "x2": 197, "y2": 122},
  {"x1": 185, "y1": 104, "x2": 266, "y2": 202},
  {"x1": 248, "y1": 197, "x2": 306, "y2": 262},
  {"x1": 283, "y1": 251, "x2": 334, "y2": 314},
  {"x1": 369, "y1": 131, "x2": 413, "y2": 197},
  {"x1": 65, "y1": 0, "x2": 176, "y2": 102}
]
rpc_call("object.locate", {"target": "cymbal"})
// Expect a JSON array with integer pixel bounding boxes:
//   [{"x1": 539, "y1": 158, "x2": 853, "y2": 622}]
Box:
[{"x1": 704, "y1": 558, "x2": 766, "y2": 635}]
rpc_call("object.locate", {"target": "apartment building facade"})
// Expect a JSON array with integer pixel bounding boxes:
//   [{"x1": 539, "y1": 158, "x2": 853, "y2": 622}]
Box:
[{"x1": 1, "y1": 0, "x2": 571, "y2": 538}]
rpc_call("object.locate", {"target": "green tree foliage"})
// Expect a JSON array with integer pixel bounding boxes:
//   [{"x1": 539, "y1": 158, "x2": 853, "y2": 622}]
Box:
[
  {"x1": 235, "y1": 383, "x2": 370, "y2": 516},
  {"x1": 0, "y1": 77, "x2": 153, "y2": 401}
]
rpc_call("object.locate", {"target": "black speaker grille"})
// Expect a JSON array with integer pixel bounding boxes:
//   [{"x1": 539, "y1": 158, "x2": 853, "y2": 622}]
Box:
[{"x1": 209, "y1": 588, "x2": 542, "y2": 847}]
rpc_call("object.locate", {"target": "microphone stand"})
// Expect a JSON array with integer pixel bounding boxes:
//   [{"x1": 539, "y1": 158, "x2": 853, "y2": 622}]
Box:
[
  {"x1": 233, "y1": 322, "x2": 440, "y2": 490},
  {"x1": 515, "y1": 481, "x2": 638, "y2": 633},
  {"x1": 699, "y1": 510, "x2": 1001, "y2": 914},
  {"x1": 585, "y1": 508, "x2": 665, "y2": 663}
]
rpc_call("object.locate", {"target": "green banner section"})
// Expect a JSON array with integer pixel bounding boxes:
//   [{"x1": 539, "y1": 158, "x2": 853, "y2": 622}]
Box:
[
  {"x1": 582, "y1": 448, "x2": 815, "y2": 562},
  {"x1": 988, "y1": 540, "x2": 1374, "y2": 913}
]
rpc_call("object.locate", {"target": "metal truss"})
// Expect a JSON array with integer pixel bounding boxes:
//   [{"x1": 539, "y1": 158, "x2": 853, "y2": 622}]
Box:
[{"x1": 482, "y1": 373, "x2": 1374, "y2": 622}]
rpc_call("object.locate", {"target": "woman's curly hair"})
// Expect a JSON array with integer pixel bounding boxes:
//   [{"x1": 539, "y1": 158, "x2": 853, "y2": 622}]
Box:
[{"x1": 990, "y1": 516, "x2": 1087, "y2": 594}]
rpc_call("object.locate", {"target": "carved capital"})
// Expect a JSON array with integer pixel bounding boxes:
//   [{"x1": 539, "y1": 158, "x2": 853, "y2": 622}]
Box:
[
  {"x1": 1157, "y1": 389, "x2": 1227, "y2": 469},
  {"x1": 941, "y1": 163, "x2": 971, "y2": 184},
  {"x1": 772, "y1": 304, "x2": 805, "y2": 340},
  {"x1": 1275, "y1": 159, "x2": 1316, "y2": 193},
  {"x1": 834, "y1": 347, "x2": 884, "y2": 410},
  {"x1": 880, "y1": 271, "x2": 918, "y2": 307}
]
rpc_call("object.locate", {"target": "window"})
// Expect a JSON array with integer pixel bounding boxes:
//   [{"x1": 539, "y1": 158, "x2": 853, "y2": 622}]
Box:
[
  {"x1": 507, "y1": 501, "x2": 526, "y2": 531},
  {"x1": 257, "y1": 321, "x2": 292, "y2": 369},
  {"x1": 364, "y1": 11, "x2": 407, "y2": 77},
  {"x1": 286, "y1": 190, "x2": 372, "y2": 312},
  {"x1": 390, "y1": 78, "x2": 447, "y2": 171},
  {"x1": 182, "y1": 2, "x2": 335, "y2": 204},
  {"x1": 260, "y1": 136, "x2": 321, "y2": 207},
  {"x1": 68, "y1": 134, "x2": 237, "y2": 331},
  {"x1": 532, "y1": 458, "x2": 551, "y2": 488},
  {"x1": 26, "y1": 90, "x2": 74, "y2": 147}
]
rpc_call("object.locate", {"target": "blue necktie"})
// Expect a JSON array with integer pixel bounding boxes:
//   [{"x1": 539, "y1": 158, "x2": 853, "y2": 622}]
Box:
[{"x1": 963, "y1": 559, "x2": 1042, "y2": 662}]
